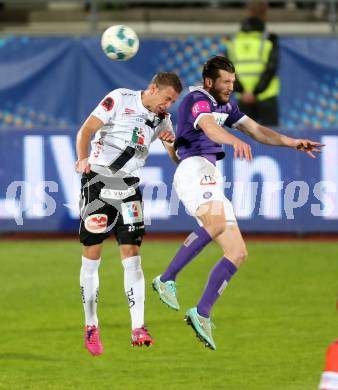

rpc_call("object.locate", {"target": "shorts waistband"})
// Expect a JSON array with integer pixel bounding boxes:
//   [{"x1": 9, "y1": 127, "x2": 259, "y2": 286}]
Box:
[{"x1": 83, "y1": 171, "x2": 140, "y2": 187}]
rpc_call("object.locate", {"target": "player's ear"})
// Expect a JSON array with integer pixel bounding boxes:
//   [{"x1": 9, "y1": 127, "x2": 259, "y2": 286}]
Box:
[
  {"x1": 204, "y1": 77, "x2": 213, "y2": 88},
  {"x1": 149, "y1": 83, "x2": 158, "y2": 95}
]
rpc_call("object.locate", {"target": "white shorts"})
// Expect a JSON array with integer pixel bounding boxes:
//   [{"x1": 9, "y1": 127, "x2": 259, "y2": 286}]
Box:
[{"x1": 174, "y1": 156, "x2": 237, "y2": 225}]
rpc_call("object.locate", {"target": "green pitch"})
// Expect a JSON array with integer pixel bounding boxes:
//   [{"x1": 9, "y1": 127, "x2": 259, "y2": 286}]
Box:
[{"x1": 1, "y1": 239, "x2": 337, "y2": 390}]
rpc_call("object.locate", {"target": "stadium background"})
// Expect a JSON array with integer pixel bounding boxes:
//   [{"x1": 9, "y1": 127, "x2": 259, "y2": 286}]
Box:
[
  {"x1": 0, "y1": 35, "x2": 337, "y2": 233},
  {"x1": 0, "y1": 2, "x2": 337, "y2": 390}
]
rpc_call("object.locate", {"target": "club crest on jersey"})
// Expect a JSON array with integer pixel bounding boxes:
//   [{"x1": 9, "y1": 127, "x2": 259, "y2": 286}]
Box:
[
  {"x1": 212, "y1": 112, "x2": 229, "y2": 126},
  {"x1": 132, "y1": 126, "x2": 145, "y2": 145},
  {"x1": 200, "y1": 175, "x2": 216, "y2": 185},
  {"x1": 101, "y1": 97, "x2": 114, "y2": 112},
  {"x1": 121, "y1": 201, "x2": 143, "y2": 224},
  {"x1": 203, "y1": 191, "x2": 212, "y2": 199},
  {"x1": 84, "y1": 214, "x2": 108, "y2": 233}
]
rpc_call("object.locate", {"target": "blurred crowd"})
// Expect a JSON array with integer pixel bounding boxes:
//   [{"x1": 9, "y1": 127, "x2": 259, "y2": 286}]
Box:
[{"x1": 82, "y1": 0, "x2": 332, "y2": 19}]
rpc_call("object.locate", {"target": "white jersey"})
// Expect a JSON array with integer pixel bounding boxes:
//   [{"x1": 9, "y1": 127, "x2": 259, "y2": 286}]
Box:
[{"x1": 88, "y1": 88, "x2": 173, "y2": 178}]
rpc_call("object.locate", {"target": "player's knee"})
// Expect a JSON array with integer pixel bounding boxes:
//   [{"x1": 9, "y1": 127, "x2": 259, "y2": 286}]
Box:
[
  {"x1": 120, "y1": 245, "x2": 140, "y2": 260},
  {"x1": 83, "y1": 245, "x2": 102, "y2": 260},
  {"x1": 238, "y1": 248, "x2": 248, "y2": 263},
  {"x1": 225, "y1": 247, "x2": 248, "y2": 266},
  {"x1": 235, "y1": 247, "x2": 248, "y2": 265}
]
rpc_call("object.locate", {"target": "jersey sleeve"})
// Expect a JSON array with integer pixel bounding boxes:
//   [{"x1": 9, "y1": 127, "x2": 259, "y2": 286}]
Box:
[
  {"x1": 186, "y1": 94, "x2": 214, "y2": 130},
  {"x1": 224, "y1": 101, "x2": 247, "y2": 128},
  {"x1": 90, "y1": 89, "x2": 121, "y2": 124}
]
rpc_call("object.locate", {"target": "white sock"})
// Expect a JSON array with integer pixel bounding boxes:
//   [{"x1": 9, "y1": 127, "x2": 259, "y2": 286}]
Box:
[
  {"x1": 122, "y1": 256, "x2": 145, "y2": 330},
  {"x1": 80, "y1": 256, "x2": 101, "y2": 327}
]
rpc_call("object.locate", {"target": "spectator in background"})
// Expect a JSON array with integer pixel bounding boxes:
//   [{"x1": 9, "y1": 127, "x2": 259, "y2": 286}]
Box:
[{"x1": 227, "y1": 0, "x2": 280, "y2": 126}]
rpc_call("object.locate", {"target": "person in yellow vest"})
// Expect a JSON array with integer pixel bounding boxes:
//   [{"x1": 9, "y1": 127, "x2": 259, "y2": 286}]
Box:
[{"x1": 227, "y1": 0, "x2": 280, "y2": 126}]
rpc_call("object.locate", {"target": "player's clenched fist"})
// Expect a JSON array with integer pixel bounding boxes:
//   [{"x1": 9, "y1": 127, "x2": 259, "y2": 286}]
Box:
[
  {"x1": 75, "y1": 158, "x2": 91, "y2": 174},
  {"x1": 158, "y1": 130, "x2": 175, "y2": 144}
]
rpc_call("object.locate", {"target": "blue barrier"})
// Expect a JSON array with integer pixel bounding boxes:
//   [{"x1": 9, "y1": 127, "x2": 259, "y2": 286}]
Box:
[{"x1": 0, "y1": 128, "x2": 337, "y2": 233}]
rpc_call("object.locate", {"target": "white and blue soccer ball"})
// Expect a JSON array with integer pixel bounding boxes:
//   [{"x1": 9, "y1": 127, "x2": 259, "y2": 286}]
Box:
[{"x1": 101, "y1": 25, "x2": 139, "y2": 61}]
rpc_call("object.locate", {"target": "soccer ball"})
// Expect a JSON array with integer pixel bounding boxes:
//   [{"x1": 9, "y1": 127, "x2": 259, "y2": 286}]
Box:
[{"x1": 101, "y1": 25, "x2": 139, "y2": 61}]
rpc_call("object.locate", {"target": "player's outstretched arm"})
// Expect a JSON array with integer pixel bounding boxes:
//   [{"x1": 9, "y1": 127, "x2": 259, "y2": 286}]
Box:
[
  {"x1": 236, "y1": 117, "x2": 324, "y2": 158},
  {"x1": 198, "y1": 115, "x2": 253, "y2": 161},
  {"x1": 75, "y1": 115, "x2": 104, "y2": 173}
]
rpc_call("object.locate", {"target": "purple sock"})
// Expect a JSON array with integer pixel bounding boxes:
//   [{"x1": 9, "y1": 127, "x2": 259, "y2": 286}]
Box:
[
  {"x1": 161, "y1": 226, "x2": 212, "y2": 282},
  {"x1": 197, "y1": 257, "x2": 237, "y2": 318}
]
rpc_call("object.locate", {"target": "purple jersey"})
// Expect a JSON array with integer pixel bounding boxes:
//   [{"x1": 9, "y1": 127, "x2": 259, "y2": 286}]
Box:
[{"x1": 175, "y1": 87, "x2": 246, "y2": 161}]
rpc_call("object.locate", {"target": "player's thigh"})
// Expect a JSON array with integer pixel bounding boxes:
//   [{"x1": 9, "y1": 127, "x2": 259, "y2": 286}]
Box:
[
  {"x1": 215, "y1": 224, "x2": 248, "y2": 267},
  {"x1": 197, "y1": 196, "x2": 237, "y2": 237},
  {"x1": 79, "y1": 172, "x2": 117, "y2": 246},
  {"x1": 197, "y1": 200, "x2": 227, "y2": 237}
]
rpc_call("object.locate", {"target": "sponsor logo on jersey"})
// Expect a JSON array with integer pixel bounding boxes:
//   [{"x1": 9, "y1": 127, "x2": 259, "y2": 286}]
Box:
[
  {"x1": 84, "y1": 213, "x2": 108, "y2": 233},
  {"x1": 200, "y1": 175, "x2": 217, "y2": 185},
  {"x1": 124, "y1": 108, "x2": 136, "y2": 114},
  {"x1": 121, "y1": 201, "x2": 143, "y2": 224},
  {"x1": 124, "y1": 140, "x2": 146, "y2": 152},
  {"x1": 191, "y1": 100, "x2": 211, "y2": 117},
  {"x1": 101, "y1": 97, "x2": 114, "y2": 111},
  {"x1": 132, "y1": 126, "x2": 145, "y2": 145},
  {"x1": 93, "y1": 141, "x2": 103, "y2": 159}
]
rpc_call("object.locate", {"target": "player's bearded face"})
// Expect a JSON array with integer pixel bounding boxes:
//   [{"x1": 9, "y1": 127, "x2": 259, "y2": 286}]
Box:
[{"x1": 209, "y1": 70, "x2": 235, "y2": 104}]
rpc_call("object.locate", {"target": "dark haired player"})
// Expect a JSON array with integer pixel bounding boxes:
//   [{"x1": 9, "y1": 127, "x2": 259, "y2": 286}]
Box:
[{"x1": 153, "y1": 56, "x2": 323, "y2": 350}]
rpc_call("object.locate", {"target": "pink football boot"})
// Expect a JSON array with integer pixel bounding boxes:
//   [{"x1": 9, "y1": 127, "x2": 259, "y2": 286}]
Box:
[
  {"x1": 131, "y1": 325, "x2": 154, "y2": 347},
  {"x1": 84, "y1": 325, "x2": 103, "y2": 356}
]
